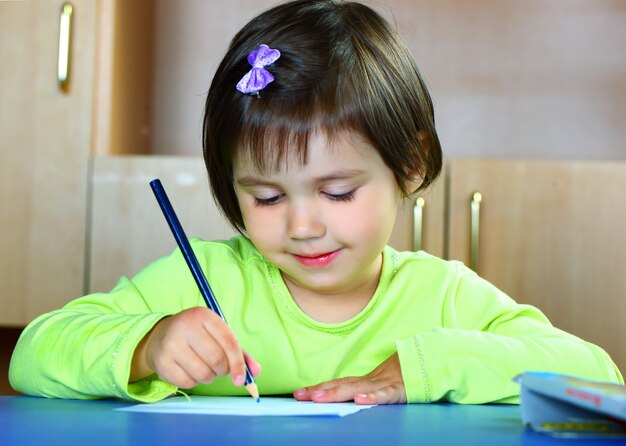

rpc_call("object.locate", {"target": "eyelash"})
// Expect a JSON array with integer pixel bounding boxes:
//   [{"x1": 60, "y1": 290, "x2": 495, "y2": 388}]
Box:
[
  {"x1": 254, "y1": 195, "x2": 283, "y2": 207},
  {"x1": 253, "y1": 190, "x2": 357, "y2": 207},
  {"x1": 325, "y1": 190, "x2": 356, "y2": 202}
]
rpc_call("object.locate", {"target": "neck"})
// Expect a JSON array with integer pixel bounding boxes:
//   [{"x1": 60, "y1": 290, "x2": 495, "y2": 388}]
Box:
[{"x1": 281, "y1": 255, "x2": 383, "y2": 324}]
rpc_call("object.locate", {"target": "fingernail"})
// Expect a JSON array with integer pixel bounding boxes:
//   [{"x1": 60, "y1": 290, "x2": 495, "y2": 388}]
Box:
[
  {"x1": 313, "y1": 390, "x2": 325, "y2": 398},
  {"x1": 234, "y1": 374, "x2": 245, "y2": 386},
  {"x1": 357, "y1": 393, "x2": 368, "y2": 399},
  {"x1": 294, "y1": 389, "x2": 307, "y2": 398}
]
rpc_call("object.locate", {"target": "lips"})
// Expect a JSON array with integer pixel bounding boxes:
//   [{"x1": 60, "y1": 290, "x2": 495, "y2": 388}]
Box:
[{"x1": 292, "y1": 249, "x2": 342, "y2": 267}]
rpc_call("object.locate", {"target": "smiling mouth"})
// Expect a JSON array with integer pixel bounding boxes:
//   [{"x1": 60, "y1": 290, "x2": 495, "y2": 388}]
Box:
[{"x1": 292, "y1": 249, "x2": 342, "y2": 267}]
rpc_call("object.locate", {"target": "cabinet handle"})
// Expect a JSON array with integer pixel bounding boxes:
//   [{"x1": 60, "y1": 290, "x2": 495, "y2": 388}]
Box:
[
  {"x1": 413, "y1": 197, "x2": 425, "y2": 252},
  {"x1": 58, "y1": 3, "x2": 73, "y2": 91},
  {"x1": 470, "y1": 192, "x2": 482, "y2": 271}
]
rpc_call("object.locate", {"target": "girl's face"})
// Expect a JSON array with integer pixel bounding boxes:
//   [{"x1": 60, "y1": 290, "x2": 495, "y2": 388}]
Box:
[{"x1": 233, "y1": 130, "x2": 404, "y2": 302}]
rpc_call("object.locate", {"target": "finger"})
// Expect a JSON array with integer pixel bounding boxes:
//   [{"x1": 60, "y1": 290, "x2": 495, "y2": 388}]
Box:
[
  {"x1": 195, "y1": 311, "x2": 246, "y2": 383},
  {"x1": 188, "y1": 328, "x2": 230, "y2": 377},
  {"x1": 194, "y1": 311, "x2": 256, "y2": 387},
  {"x1": 178, "y1": 347, "x2": 217, "y2": 385},
  {"x1": 157, "y1": 358, "x2": 198, "y2": 389},
  {"x1": 193, "y1": 312, "x2": 238, "y2": 376},
  {"x1": 308, "y1": 378, "x2": 367, "y2": 403},
  {"x1": 293, "y1": 377, "x2": 359, "y2": 401},
  {"x1": 243, "y1": 351, "x2": 262, "y2": 377},
  {"x1": 355, "y1": 385, "x2": 407, "y2": 405},
  {"x1": 212, "y1": 327, "x2": 247, "y2": 385},
  {"x1": 293, "y1": 383, "x2": 334, "y2": 401},
  {"x1": 310, "y1": 386, "x2": 357, "y2": 403},
  {"x1": 293, "y1": 388, "x2": 312, "y2": 401}
]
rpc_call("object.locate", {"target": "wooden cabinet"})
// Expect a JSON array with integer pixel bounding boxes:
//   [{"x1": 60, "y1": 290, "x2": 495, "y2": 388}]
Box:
[
  {"x1": 0, "y1": 0, "x2": 96, "y2": 325},
  {"x1": 447, "y1": 159, "x2": 626, "y2": 373}
]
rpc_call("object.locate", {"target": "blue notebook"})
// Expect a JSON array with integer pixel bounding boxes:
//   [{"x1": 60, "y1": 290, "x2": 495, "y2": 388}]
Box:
[{"x1": 515, "y1": 372, "x2": 626, "y2": 437}]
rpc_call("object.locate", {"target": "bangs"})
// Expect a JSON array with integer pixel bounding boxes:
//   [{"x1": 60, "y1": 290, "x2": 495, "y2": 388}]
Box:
[{"x1": 231, "y1": 81, "x2": 368, "y2": 174}]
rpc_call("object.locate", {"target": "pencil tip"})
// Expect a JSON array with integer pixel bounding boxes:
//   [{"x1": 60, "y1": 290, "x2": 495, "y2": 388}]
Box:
[{"x1": 246, "y1": 382, "x2": 260, "y2": 402}]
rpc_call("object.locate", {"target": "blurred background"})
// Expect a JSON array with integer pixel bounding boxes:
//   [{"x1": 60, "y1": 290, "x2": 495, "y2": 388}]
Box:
[
  {"x1": 1, "y1": 0, "x2": 625, "y2": 395},
  {"x1": 94, "y1": 0, "x2": 626, "y2": 159}
]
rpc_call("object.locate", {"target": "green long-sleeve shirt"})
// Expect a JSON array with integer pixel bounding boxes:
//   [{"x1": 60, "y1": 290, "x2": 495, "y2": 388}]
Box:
[{"x1": 9, "y1": 236, "x2": 623, "y2": 403}]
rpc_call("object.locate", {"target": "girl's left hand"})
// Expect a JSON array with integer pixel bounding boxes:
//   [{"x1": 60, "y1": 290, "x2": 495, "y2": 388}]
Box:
[{"x1": 293, "y1": 353, "x2": 406, "y2": 405}]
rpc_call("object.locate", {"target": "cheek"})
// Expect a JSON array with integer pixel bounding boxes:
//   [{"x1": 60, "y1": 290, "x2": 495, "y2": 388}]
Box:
[
  {"x1": 334, "y1": 191, "x2": 399, "y2": 238},
  {"x1": 240, "y1": 204, "x2": 282, "y2": 245}
]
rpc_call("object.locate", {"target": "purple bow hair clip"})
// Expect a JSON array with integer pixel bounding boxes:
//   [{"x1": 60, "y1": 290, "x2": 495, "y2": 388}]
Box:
[{"x1": 236, "y1": 44, "x2": 281, "y2": 96}]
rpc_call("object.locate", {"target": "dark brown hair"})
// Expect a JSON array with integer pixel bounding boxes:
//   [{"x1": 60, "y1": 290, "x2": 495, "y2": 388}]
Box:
[{"x1": 203, "y1": 0, "x2": 442, "y2": 233}]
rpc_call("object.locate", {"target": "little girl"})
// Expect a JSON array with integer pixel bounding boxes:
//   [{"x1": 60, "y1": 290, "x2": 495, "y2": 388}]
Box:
[{"x1": 10, "y1": 0, "x2": 622, "y2": 404}]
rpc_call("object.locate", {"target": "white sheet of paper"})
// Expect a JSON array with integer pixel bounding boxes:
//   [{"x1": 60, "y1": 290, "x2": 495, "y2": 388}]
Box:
[{"x1": 118, "y1": 396, "x2": 374, "y2": 417}]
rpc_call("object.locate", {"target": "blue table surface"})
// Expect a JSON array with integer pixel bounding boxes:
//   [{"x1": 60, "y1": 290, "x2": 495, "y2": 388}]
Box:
[{"x1": 0, "y1": 396, "x2": 623, "y2": 446}]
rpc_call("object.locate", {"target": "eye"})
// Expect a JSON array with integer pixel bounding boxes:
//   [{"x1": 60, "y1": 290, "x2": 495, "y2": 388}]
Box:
[
  {"x1": 324, "y1": 189, "x2": 357, "y2": 202},
  {"x1": 254, "y1": 194, "x2": 284, "y2": 207}
]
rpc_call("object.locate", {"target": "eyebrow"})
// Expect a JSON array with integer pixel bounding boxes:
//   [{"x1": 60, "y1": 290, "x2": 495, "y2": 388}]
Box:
[{"x1": 236, "y1": 169, "x2": 366, "y2": 187}]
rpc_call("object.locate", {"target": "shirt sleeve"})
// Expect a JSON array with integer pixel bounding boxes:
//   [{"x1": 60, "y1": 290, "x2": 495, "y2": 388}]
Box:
[
  {"x1": 395, "y1": 264, "x2": 624, "y2": 404},
  {"x1": 9, "y1": 247, "x2": 203, "y2": 402}
]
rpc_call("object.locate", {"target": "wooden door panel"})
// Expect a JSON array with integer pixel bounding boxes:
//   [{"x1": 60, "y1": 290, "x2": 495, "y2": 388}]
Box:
[
  {"x1": 448, "y1": 159, "x2": 626, "y2": 373},
  {"x1": 88, "y1": 156, "x2": 238, "y2": 293},
  {"x1": 0, "y1": 1, "x2": 95, "y2": 324}
]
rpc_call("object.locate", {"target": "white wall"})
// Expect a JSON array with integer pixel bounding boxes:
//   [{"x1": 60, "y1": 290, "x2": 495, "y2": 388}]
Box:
[{"x1": 151, "y1": 0, "x2": 626, "y2": 161}]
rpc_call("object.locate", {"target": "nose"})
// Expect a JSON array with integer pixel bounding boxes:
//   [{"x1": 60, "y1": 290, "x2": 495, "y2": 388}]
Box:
[{"x1": 287, "y1": 201, "x2": 325, "y2": 240}]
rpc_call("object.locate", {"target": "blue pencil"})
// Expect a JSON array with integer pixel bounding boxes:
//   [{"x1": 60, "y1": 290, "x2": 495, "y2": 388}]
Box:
[{"x1": 150, "y1": 179, "x2": 260, "y2": 402}]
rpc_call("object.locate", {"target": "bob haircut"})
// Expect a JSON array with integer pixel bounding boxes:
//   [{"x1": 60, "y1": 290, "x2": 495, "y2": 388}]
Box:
[{"x1": 203, "y1": 0, "x2": 442, "y2": 233}]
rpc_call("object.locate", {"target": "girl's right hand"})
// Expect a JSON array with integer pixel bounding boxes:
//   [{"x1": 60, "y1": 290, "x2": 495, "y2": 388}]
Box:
[{"x1": 130, "y1": 307, "x2": 261, "y2": 389}]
